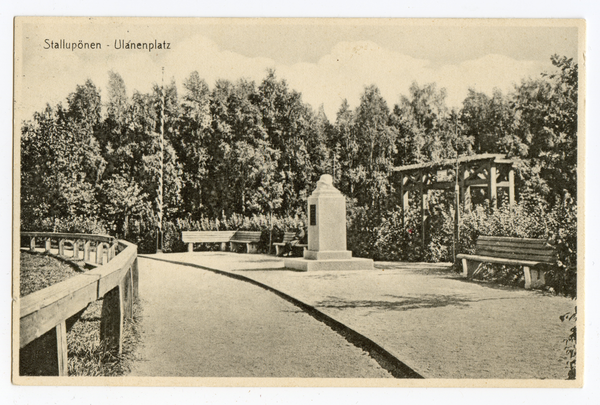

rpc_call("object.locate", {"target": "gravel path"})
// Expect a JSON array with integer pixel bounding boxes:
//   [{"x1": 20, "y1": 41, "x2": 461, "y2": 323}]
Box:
[
  {"x1": 128, "y1": 257, "x2": 392, "y2": 378},
  {"x1": 160, "y1": 253, "x2": 575, "y2": 380},
  {"x1": 236, "y1": 263, "x2": 575, "y2": 379}
]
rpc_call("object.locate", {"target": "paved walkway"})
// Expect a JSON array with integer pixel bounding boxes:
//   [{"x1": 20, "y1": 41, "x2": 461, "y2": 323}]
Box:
[
  {"x1": 146, "y1": 252, "x2": 575, "y2": 379},
  {"x1": 129, "y1": 256, "x2": 392, "y2": 378}
]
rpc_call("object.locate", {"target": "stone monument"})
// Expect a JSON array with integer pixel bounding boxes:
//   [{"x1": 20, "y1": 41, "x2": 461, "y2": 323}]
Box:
[{"x1": 284, "y1": 174, "x2": 374, "y2": 271}]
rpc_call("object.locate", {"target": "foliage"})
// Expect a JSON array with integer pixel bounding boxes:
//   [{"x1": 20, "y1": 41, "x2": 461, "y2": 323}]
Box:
[{"x1": 560, "y1": 306, "x2": 577, "y2": 380}]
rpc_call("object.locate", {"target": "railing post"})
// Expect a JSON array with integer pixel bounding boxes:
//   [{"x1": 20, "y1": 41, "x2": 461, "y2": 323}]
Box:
[
  {"x1": 109, "y1": 241, "x2": 117, "y2": 261},
  {"x1": 56, "y1": 321, "x2": 68, "y2": 376},
  {"x1": 123, "y1": 268, "x2": 134, "y2": 320},
  {"x1": 100, "y1": 284, "x2": 124, "y2": 354},
  {"x1": 73, "y1": 240, "x2": 79, "y2": 260},
  {"x1": 132, "y1": 257, "x2": 139, "y2": 300},
  {"x1": 45, "y1": 238, "x2": 52, "y2": 253},
  {"x1": 19, "y1": 323, "x2": 67, "y2": 376},
  {"x1": 96, "y1": 243, "x2": 104, "y2": 265},
  {"x1": 58, "y1": 239, "x2": 65, "y2": 256},
  {"x1": 29, "y1": 237, "x2": 36, "y2": 251},
  {"x1": 84, "y1": 240, "x2": 91, "y2": 261}
]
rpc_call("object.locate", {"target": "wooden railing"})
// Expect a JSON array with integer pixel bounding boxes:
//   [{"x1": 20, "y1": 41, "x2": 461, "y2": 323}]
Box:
[
  {"x1": 22, "y1": 231, "x2": 120, "y2": 265},
  {"x1": 19, "y1": 232, "x2": 138, "y2": 376}
]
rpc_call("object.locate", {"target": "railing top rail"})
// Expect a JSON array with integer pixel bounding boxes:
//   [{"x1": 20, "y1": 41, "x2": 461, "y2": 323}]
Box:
[
  {"x1": 19, "y1": 233, "x2": 137, "y2": 348},
  {"x1": 21, "y1": 231, "x2": 116, "y2": 243}
]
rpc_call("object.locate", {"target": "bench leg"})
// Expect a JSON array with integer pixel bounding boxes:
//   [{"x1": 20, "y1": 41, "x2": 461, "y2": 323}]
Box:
[
  {"x1": 220, "y1": 242, "x2": 227, "y2": 251},
  {"x1": 523, "y1": 266, "x2": 532, "y2": 289},
  {"x1": 188, "y1": 242, "x2": 193, "y2": 253},
  {"x1": 461, "y1": 259, "x2": 481, "y2": 278},
  {"x1": 275, "y1": 245, "x2": 282, "y2": 256},
  {"x1": 528, "y1": 268, "x2": 546, "y2": 289},
  {"x1": 538, "y1": 270, "x2": 546, "y2": 287}
]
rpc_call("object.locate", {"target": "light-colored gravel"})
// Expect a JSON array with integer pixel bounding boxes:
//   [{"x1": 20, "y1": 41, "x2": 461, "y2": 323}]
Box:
[
  {"x1": 128, "y1": 257, "x2": 392, "y2": 378},
  {"x1": 163, "y1": 252, "x2": 575, "y2": 379}
]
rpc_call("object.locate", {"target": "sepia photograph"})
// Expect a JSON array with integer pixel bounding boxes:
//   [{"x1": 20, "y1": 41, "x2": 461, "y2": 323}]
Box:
[{"x1": 12, "y1": 16, "x2": 585, "y2": 390}]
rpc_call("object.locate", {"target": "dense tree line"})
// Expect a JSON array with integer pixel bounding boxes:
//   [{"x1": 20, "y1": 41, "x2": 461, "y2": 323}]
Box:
[{"x1": 21, "y1": 55, "x2": 577, "y2": 251}]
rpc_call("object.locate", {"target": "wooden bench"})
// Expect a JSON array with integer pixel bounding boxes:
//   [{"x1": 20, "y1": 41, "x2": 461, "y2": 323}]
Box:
[
  {"x1": 229, "y1": 231, "x2": 262, "y2": 253},
  {"x1": 273, "y1": 232, "x2": 308, "y2": 256},
  {"x1": 457, "y1": 236, "x2": 556, "y2": 289},
  {"x1": 182, "y1": 231, "x2": 236, "y2": 252}
]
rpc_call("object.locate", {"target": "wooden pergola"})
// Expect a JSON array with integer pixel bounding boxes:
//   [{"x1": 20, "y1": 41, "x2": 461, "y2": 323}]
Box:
[{"x1": 393, "y1": 153, "x2": 516, "y2": 256}]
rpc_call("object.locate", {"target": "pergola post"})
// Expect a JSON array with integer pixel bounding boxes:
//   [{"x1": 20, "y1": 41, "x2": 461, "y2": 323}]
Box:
[
  {"x1": 420, "y1": 171, "x2": 428, "y2": 253},
  {"x1": 400, "y1": 174, "x2": 409, "y2": 231},
  {"x1": 508, "y1": 168, "x2": 515, "y2": 208},
  {"x1": 460, "y1": 165, "x2": 471, "y2": 211},
  {"x1": 455, "y1": 182, "x2": 460, "y2": 261},
  {"x1": 488, "y1": 161, "x2": 497, "y2": 208}
]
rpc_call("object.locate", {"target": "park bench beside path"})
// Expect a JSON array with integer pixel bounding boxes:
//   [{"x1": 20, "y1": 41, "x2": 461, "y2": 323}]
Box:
[
  {"x1": 182, "y1": 230, "x2": 262, "y2": 253},
  {"x1": 273, "y1": 232, "x2": 308, "y2": 256},
  {"x1": 457, "y1": 236, "x2": 557, "y2": 289}
]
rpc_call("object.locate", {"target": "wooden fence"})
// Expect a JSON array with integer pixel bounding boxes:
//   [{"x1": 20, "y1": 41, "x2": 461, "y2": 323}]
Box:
[{"x1": 19, "y1": 232, "x2": 138, "y2": 376}]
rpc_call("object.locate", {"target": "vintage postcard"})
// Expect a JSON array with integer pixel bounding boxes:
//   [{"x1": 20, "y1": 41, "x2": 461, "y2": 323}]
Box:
[{"x1": 13, "y1": 17, "x2": 585, "y2": 388}]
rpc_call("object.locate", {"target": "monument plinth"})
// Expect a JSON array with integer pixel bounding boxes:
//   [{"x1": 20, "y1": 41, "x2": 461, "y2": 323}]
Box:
[{"x1": 284, "y1": 174, "x2": 374, "y2": 271}]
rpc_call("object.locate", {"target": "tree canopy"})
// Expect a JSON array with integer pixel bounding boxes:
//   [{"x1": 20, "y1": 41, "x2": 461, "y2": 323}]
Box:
[{"x1": 21, "y1": 56, "x2": 578, "y2": 249}]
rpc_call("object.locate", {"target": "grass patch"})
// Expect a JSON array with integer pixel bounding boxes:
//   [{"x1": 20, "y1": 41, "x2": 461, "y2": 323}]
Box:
[
  {"x1": 67, "y1": 298, "x2": 143, "y2": 376},
  {"x1": 20, "y1": 251, "x2": 85, "y2": 296}
]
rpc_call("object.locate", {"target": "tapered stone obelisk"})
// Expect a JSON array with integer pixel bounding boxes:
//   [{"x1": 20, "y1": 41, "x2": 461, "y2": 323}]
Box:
[{"x1": 284, "y1": 174, "x2": 374, "y2": 271}]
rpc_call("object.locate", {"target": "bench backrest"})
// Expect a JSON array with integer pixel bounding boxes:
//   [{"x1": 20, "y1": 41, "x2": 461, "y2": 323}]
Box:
[
  {"x1": 475, "y1": 236, "x2": 556, "y2": 264},
  {"x1": 280, "y1": 232, "x2": 295, "y2": 243},
  {"x1": 231, "y1": 231, "x2": 262, "y2": 242},
  {"x1": 182, "y1": 231, "x2": 236, "y2": 243}
]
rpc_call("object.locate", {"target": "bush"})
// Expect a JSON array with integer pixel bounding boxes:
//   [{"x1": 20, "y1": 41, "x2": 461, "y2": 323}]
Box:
[
  {"x1": 21, "y1": 216, "x2": 108, "y2": 234},
  {"x1": 346, "y1": 190, "x2": 577, "y2": 296},
  {"x1": 131, "y1": 213, "x2": 308, "y2": 254},
  {"x1": 346, "y1": 205, "x2": 382, "y2": 259},
  {"x1": 459, "y1": 194, "x2": 577, "y2": 295}
]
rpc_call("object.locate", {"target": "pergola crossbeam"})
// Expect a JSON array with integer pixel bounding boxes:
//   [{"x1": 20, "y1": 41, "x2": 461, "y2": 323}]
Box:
[{"x1": 393, "y1": 154, "x2": 517, "y2": 258}]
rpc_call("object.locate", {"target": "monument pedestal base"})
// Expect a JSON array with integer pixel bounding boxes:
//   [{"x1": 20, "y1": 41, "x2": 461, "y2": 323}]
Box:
[{"x1": 284, "y1": 257, "x2": 374, "y2": 272}]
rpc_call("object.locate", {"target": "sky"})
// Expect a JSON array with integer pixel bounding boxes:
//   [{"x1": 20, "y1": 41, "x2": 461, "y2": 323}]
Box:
[{"x1": 15, "y1": 18, "x2": 581, "y2": 123}]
